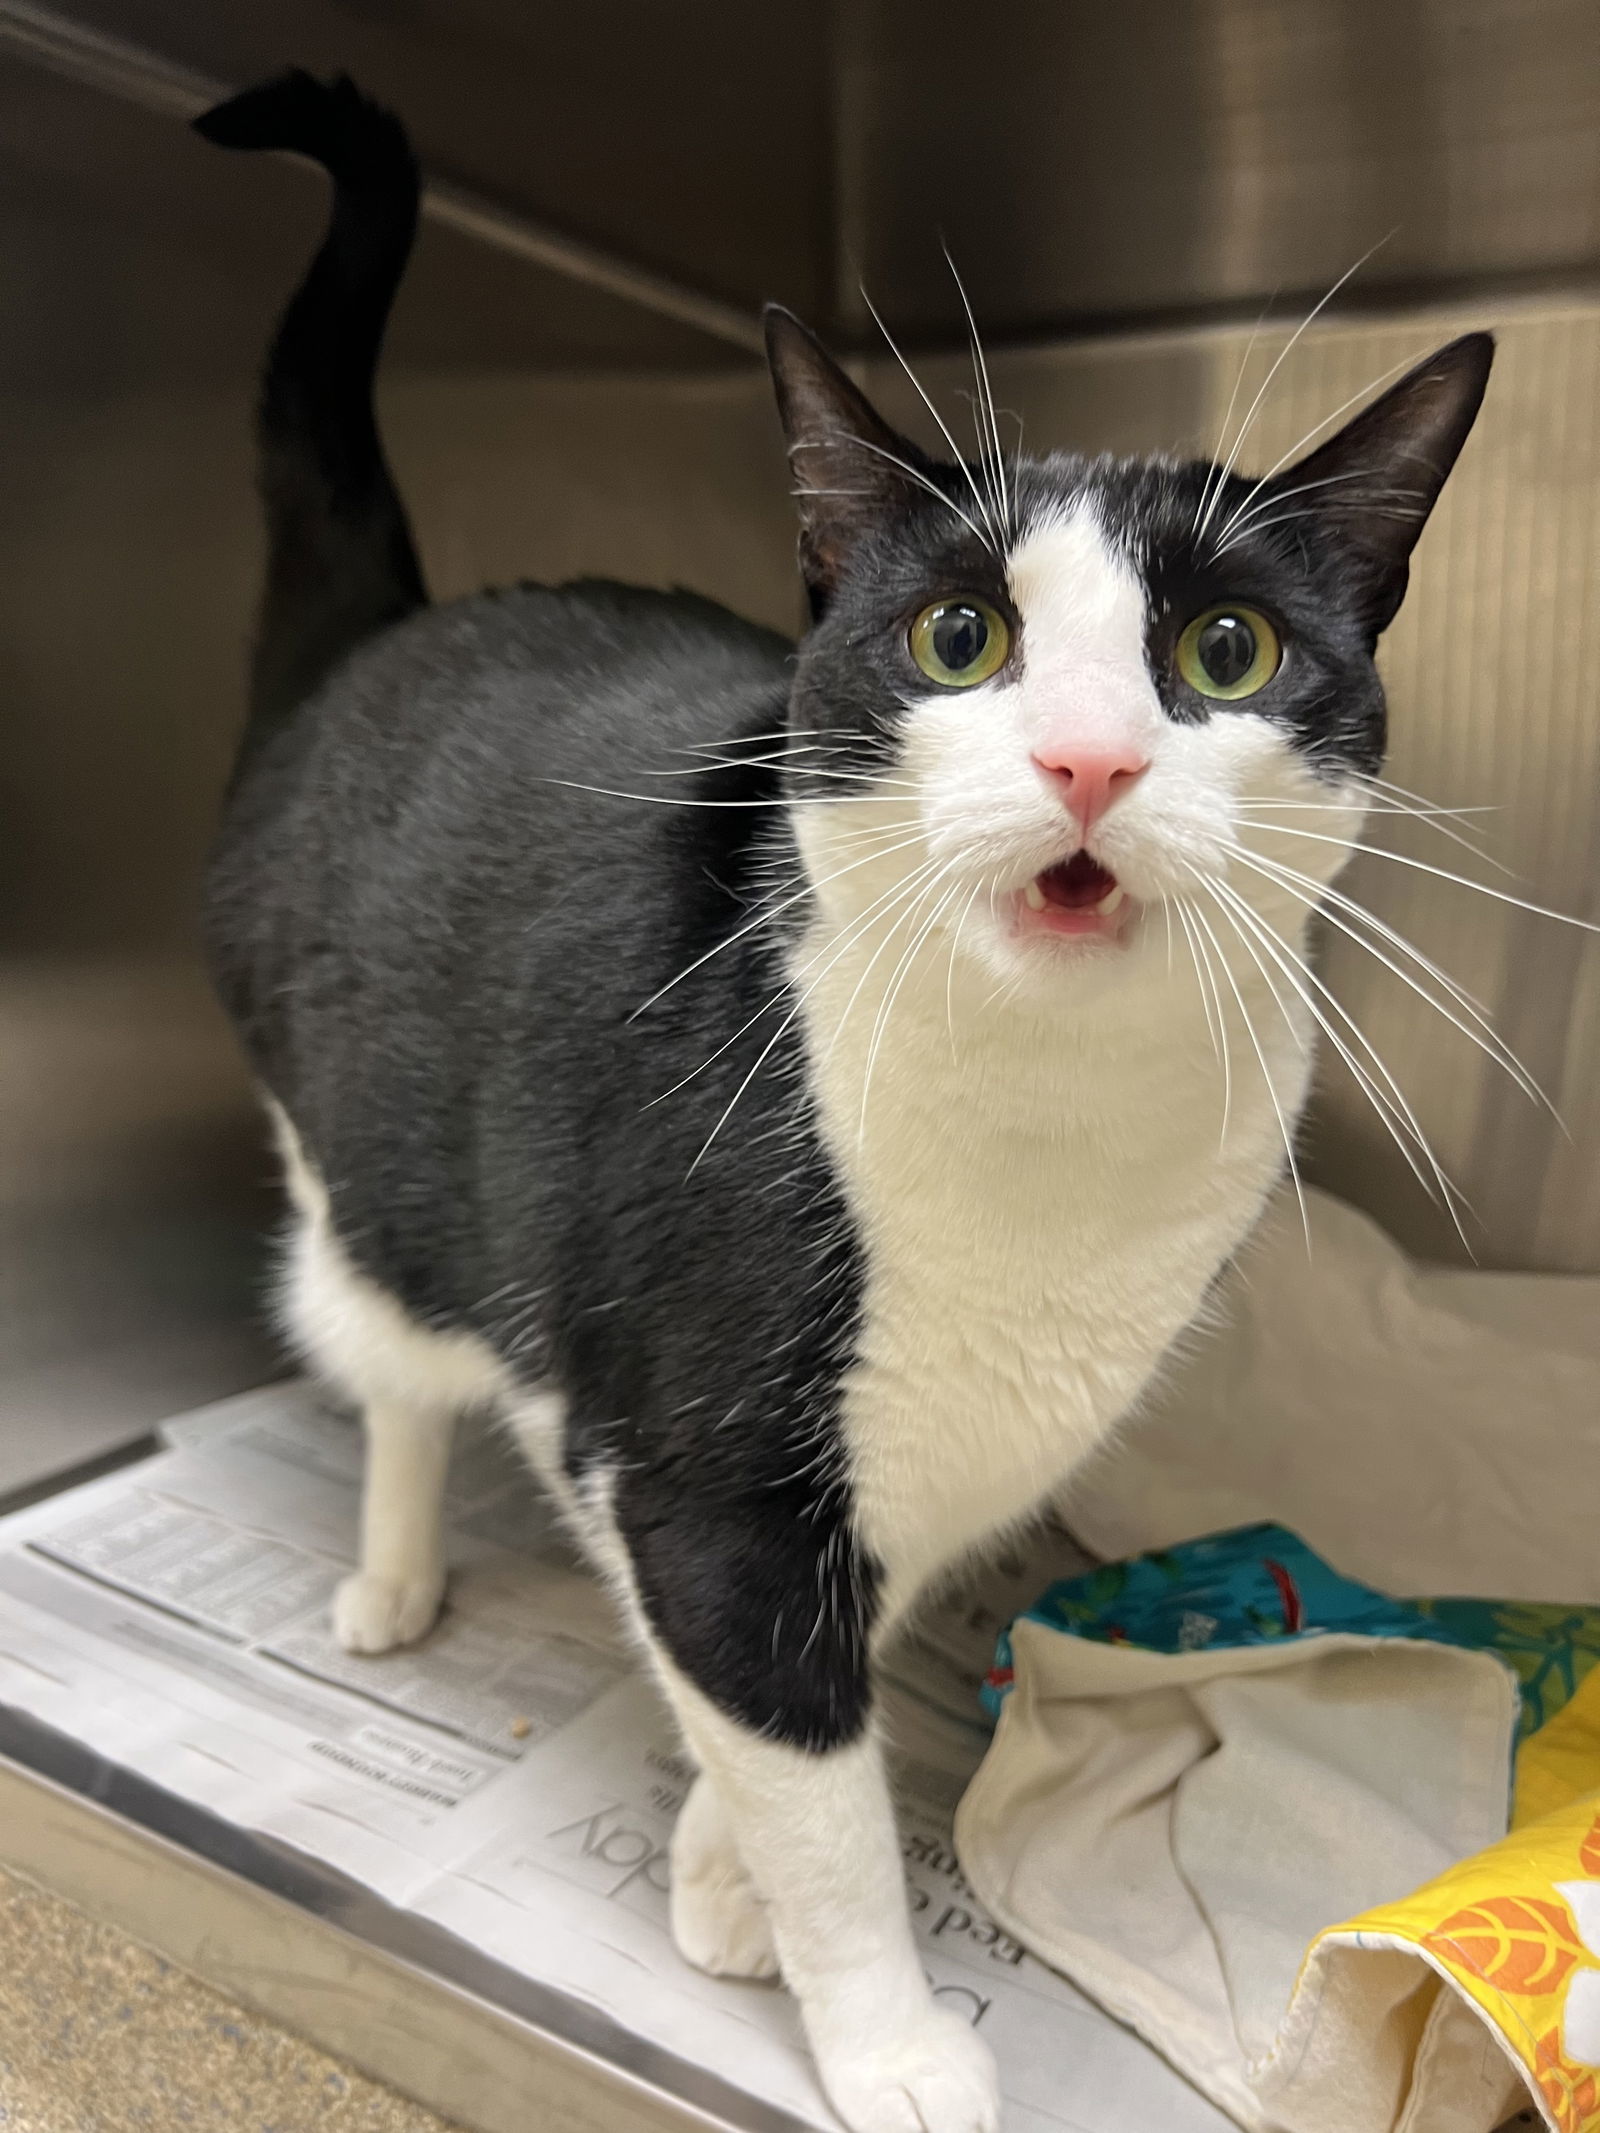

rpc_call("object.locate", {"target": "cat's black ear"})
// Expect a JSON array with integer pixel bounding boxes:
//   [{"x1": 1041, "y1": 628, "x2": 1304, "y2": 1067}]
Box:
[
  {"x1": 765, "y1": 305, "x2": 924, "y2": 609},
  {"x1": 1267, "y1": 332, "x2": 1493, "y2": 632}
]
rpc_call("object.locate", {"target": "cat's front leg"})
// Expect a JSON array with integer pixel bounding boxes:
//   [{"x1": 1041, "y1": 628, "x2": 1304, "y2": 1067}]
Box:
[
  {"x1": 678, "y1": 1689, "x2": 998, "y2": 2133},
  {"x1": 612, "y1": 1488, "x2": 1000, "y2": 2133}
]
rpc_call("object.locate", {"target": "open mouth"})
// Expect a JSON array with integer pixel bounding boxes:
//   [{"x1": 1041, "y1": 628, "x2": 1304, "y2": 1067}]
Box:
[{"x1": 1015, "y1": 851, "x2": 1131, "y2": 940}]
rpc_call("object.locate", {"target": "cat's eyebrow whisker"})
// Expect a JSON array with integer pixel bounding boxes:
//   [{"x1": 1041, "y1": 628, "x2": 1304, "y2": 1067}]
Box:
[
  {"x1": 1201, "y1": 872, "x2": 1473, "y2": 1248},
  {"x1": 1212, "y1": 471, "x2": 1431, "y2": 555},
  {"x1": 1211, "y1": 499, "x2": 1430, "y2": 553},
  {"x1": 1193, "y1": 296, "x2": 1273, "y2": 538},
  {"x1": 956, "y1": 387, "x2": 1004, "y2": 543},
  {"x1": 1181, "y1": 888, "x2": 1312, "y2": 1250},
  {"x1": 1194, "y1": 235, "x2": 1392, "y2": 547},
  {"x1": 858, "y1": 284, "x2": 1000, "y2": 548},
  {"x1": 798, "y1": 433, "x2": 998, "y2": 554},
  {"x1": 1226, "y1": 841, "x2": 1561, "y2": 1119},
  {"x1": 1208, "y1": 466, "x2": 1392, "y2": 549},
  {"x1": 629, "y1": 826, "x2": 929, "y2": 1021},
  {"x1": 942, "y1": 244, "x2": 1011, "y2": 541},
  {"x1": 1207, "y1": 341, "x2": 1425, "y2": 548}
]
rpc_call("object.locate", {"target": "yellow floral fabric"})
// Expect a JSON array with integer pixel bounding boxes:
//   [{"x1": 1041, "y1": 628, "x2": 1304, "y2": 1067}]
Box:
[{"x1": 1310, "y1": 1690, "x2": 1600, "y2": 2132}]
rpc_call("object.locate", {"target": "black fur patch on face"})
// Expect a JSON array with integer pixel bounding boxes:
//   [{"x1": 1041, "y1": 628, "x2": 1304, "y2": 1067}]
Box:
[{"x1": 786, "y1": 490, "x2": 1012, "y2": 788}]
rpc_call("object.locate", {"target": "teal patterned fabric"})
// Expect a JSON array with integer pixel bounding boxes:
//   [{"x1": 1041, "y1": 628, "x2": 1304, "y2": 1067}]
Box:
[
  {"x1": 981, "y1": 1523, "x2": 1600, "y2": 1745},
  {"x1": 1410, "y1": 1598, "x2": 1600, "y2": 1739}
]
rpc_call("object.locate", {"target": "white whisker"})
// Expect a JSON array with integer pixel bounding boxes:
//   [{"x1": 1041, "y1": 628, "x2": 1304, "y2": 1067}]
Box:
[
  {"x1": 1240, "y1": 796, "x2": 1509, "y2": 876},
  {"x1": 541, "y1": 777, "x2": 920, "y2": 810},
  {"x1": 1175, "y1": 894, "x2": 1233, "y2": 1143},
  {"x1": 945, "y1": 876, "x2": 986, "y2": 1056},
  {"x1": 1171, "y1": 894, "x2": 1221, "y2": 1066},
  {"x1": 1209, "y1": 341, "x2": 1425, "y2": 547},
  {"x1": 1213, "y1": 469, "x2": 1431, "y2": 557},
  {"x1": 1194, "y1": 237, "x2": 1392, "y2": 547},
  {"x1": 943, "y1": 245, "x2": 1011, "y2": 541},
  {"x1": 796, "y1": 433, "x2": 997, "y2": 553},
  {"x1": 859, "y1": 866, "x2": 965, "y2": 1138},
  {"x1": 1201, "y1": 872, "x2": 1473, "y2": 1250},
  {"x1": 858, "y1": 285, "x2": 999, "y2": 547},
  {"x1": 1183, "y1": 891, "x2": 1311, "y2": 1248},
  {"x1": 1235, "y1": 823, "x2": 1600, "y2": 933},
  {"x1": 1193, "y1": 296, "x2": 1272, "y2": 538},
  {"x1": 686, "y1": 855, "x2": 947, "y2": 1177},
  {"x1": 1226, "y1": 842, "x2": 1561, "y2": 1120},
  {"x1": 629, "y1": 825, "x2": 928, "y2": 1021},
  {"x1": 643, "y1": 841, "x2": 941, "y2": 1106}
]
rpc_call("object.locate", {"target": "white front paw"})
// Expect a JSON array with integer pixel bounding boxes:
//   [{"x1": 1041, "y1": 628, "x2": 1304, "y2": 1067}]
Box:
[
  {"x1": 333, "y1": 1568, "x2": 445, "y2": 1653},
  {"x1": 669, "y1": 1777, "x2": 779, "y2": 1980},
  {"x1": 818, "y1": 2008, "x2": 1001, "y2": 2133}
]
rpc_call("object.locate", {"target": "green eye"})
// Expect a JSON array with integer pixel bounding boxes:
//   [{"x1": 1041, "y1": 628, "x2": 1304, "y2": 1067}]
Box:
[
  {"x1": 909, "y1": 598, "x2": 1011, "y2": 687},
  {"x1": 1176, "y1": 605, "x2": 1281, "y2": 700}
]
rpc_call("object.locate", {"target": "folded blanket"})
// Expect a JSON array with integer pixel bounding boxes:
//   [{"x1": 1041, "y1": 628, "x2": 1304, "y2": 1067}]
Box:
[{"x1": 955, "y1": 1192, "x2": 1600, "y2": 2132}]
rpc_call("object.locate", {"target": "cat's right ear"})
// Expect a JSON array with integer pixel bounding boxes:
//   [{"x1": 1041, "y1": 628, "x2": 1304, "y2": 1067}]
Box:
[{"x1": 765, "y1": 305, "x2": 922, "y2": 610}]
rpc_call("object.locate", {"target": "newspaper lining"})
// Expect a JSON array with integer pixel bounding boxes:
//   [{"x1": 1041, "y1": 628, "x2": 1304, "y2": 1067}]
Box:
[{"x1": 0, "y1": 1383, "x2": 1232, "y2": 2133}]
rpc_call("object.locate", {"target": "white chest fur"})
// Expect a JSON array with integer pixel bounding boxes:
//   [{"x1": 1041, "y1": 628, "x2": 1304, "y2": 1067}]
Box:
[{"x1": 792, "y1": 914, "x2": 1312, "y2": 1619}]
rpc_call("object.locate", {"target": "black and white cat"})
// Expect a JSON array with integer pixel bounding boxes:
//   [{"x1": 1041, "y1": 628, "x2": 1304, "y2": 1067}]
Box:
[{"x1": 197, "y1": 73, "x2": 1491, "y2": 2133}]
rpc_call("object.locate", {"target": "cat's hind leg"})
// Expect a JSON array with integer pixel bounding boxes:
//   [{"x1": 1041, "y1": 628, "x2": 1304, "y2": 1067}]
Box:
[
  {"x1": 333, "y1": 1395, "x2": 457, "y2": 1652},
  {"x1": 270, "y1": 1105, "x2": 509, "y2": 1653}
]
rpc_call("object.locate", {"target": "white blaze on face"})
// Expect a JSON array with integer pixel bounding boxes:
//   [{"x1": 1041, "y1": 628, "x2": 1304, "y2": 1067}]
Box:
[{"x1": 1004, "y1": 503, "x2": 1166, "y2": 770}]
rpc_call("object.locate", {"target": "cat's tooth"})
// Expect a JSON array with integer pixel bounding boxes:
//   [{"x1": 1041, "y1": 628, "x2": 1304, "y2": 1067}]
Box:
[
  {"x1": 1097, "y1": 884, "x2": 1126, "y2": 916},
  {"x1": 1023, "y1": 880, "x2": 1047, "y2": 911}
]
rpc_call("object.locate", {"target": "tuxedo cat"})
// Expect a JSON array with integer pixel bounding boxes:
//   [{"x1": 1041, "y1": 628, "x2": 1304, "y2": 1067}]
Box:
[{"x1": 196, "y1": 71, "x2": 1490, "y2": 2133}]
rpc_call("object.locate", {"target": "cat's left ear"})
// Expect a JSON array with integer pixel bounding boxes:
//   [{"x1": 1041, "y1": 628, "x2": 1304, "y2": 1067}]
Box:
[
  {"x1": 765, "y1": 304, "x2": 926, "y2": 611},
  {"x1": 1268, "y1": 332, "x2": 1494, "y2": 633}
]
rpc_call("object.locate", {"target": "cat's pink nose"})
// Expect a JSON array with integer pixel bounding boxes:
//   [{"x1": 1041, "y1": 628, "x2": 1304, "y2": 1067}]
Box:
[{"x1": 1030, "y1": 745, "x2": 1150, "y2": 835}]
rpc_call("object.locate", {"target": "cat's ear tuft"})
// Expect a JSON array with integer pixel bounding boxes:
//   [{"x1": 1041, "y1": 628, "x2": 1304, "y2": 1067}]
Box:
[
  {"x1": 764, "y1": 305, "x2": 924, "y2": 609},
  {"x1": 1267, "y1": 332, "x2": 1494, "y2": 632}
]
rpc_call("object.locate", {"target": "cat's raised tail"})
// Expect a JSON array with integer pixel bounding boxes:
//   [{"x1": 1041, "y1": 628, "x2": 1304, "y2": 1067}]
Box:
[{"x1": 195, "y1": 71, "x2": 426, "y2": 732}]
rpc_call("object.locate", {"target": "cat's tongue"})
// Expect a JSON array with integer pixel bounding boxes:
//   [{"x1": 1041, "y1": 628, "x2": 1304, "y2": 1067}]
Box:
[{"x1": 1037, "y1": 850, "x2": 1121, "y2": 912}]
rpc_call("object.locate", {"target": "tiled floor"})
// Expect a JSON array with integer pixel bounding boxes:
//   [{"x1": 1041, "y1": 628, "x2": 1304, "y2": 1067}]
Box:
[{"x1": 0, "y1": 1865, "x2": 457, "y2": 2133}]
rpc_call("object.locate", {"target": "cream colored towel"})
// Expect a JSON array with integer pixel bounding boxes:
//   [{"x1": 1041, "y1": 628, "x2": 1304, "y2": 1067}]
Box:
[{"x1": 957, "y1": 1625, "x2": 1523, "y2": 2130}]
